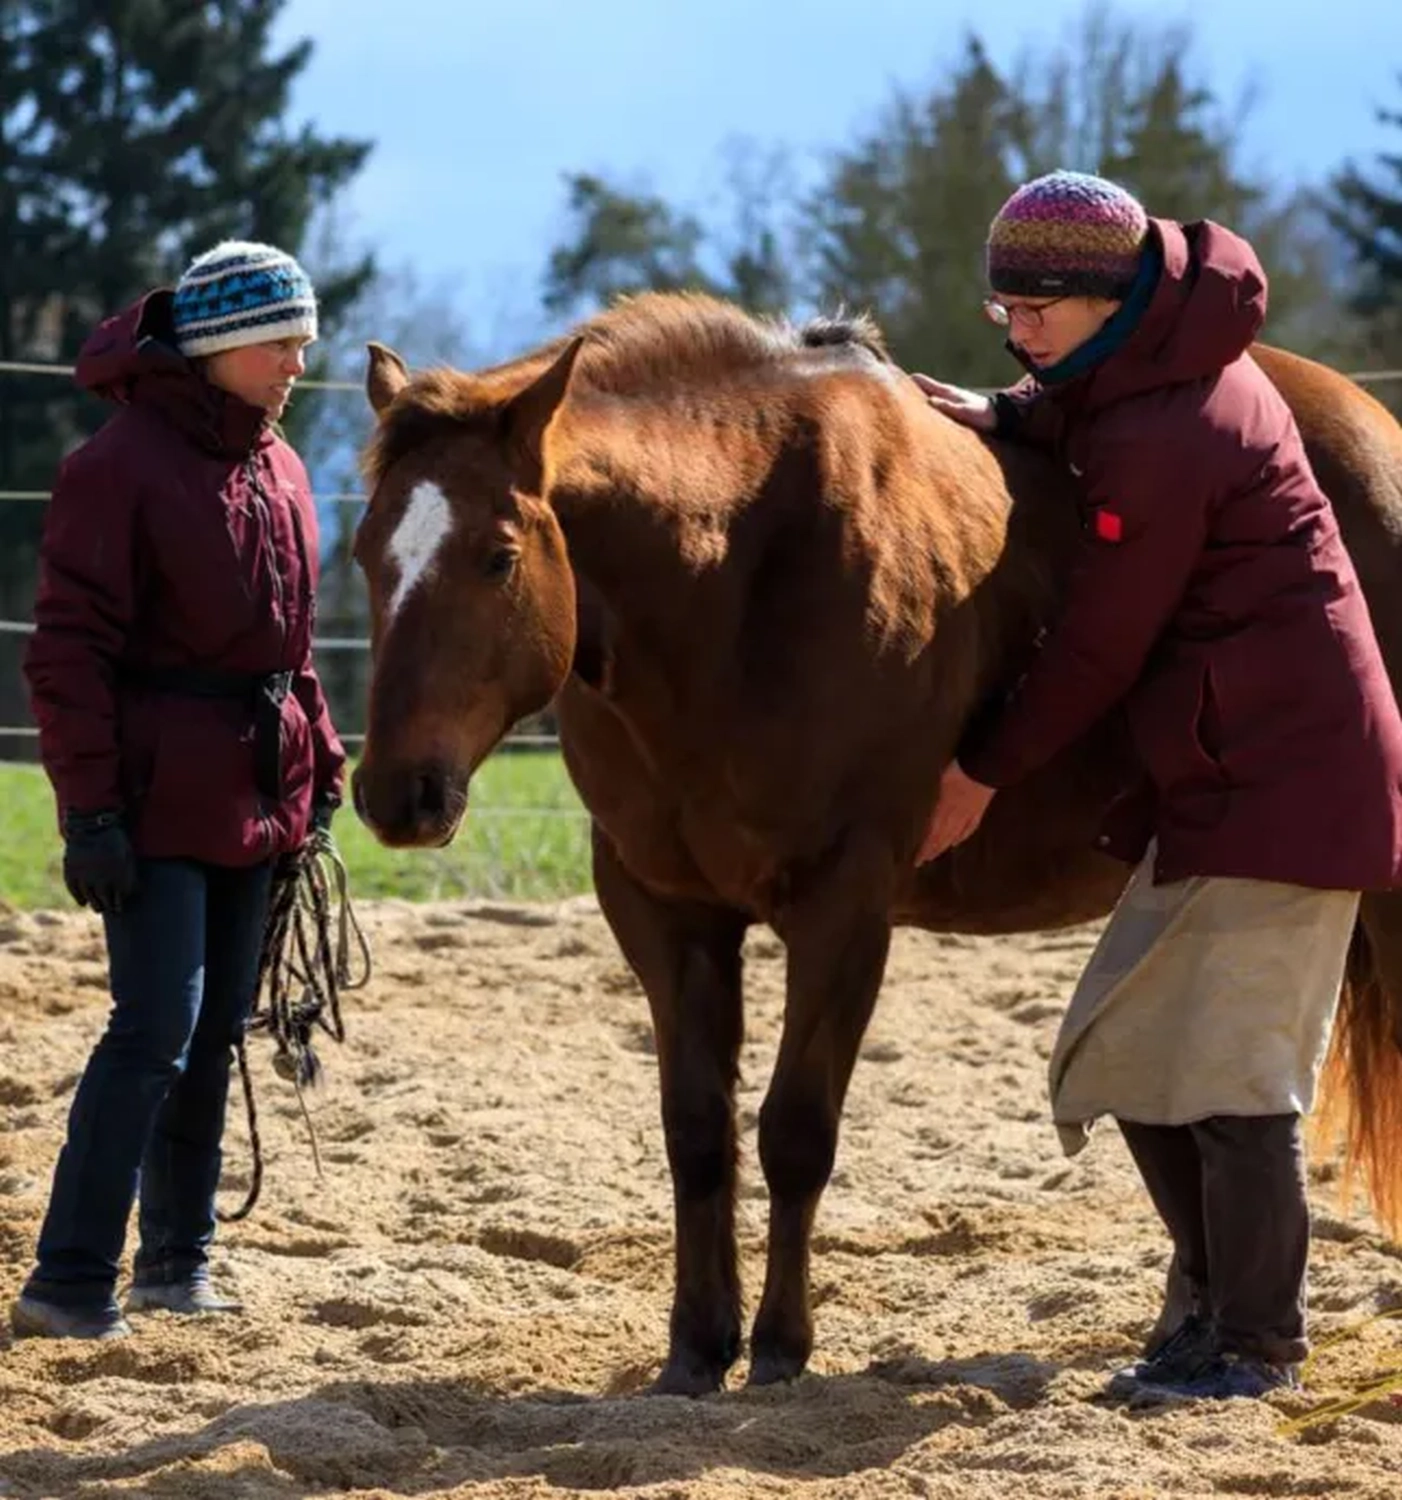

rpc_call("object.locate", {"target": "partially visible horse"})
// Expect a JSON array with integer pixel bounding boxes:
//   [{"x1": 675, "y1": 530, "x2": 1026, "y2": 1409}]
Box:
[{"x1": 351, "y1": 293, "x2": 1402, "y2": 1395}]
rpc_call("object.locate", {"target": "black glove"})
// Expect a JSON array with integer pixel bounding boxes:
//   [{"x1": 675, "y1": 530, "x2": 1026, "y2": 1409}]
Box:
[
  {"x1": 62, "y1": 809, "x2": 138, "y2": 915},
  {"x1": 309, "y1": 791, "x2": 339, "y2": 847}
]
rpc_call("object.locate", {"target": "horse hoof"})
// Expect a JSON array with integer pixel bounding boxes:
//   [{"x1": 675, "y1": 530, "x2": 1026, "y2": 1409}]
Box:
[
  {"x1": 746, "y1": 1349, "x2": 805, "y2": 1387},
  {"x1": 649, "y1": 1360, "x2": 725, "y2": 1397}
]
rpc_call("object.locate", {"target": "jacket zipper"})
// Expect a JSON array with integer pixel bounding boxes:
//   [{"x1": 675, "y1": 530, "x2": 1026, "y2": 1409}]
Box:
[
  {"x1": 245, "y1": 455, "x2": 289, "y2": 666},
  {"x1": 245, "y1": 453, "x2": 289, "y2": 836}
]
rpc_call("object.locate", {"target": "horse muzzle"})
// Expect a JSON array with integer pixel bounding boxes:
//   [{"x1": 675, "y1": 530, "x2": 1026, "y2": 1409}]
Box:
[{"x1": 351, "y1": 760, "x2": 469, "y2": 848}]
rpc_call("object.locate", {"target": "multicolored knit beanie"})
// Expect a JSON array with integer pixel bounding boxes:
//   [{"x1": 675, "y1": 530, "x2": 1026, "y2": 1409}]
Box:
[
  {"x1": 986, "y1": 171, "x2": 1149, "y2": 299},
  {"x1": 171, "y1": 240, "x2": 318, "y2": 358}
]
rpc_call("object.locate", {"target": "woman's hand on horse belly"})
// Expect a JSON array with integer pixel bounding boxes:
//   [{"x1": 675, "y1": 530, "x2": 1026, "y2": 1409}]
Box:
[
  {"x1": 917, "y1": 761, "x2": 998, "y2": 865},
  {"x1": 910, "y1": 374, "x2": 996, "y2": 433}
]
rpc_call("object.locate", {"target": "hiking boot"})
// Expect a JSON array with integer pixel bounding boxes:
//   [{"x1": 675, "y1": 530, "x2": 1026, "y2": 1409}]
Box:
[
  {"x1": 1103, "y1": 1312, "x2": 1217, "y2": 1399},
  {"x1": 126, "y1": 1281, "x2": 243, "y2": 1316},
  {"x1": 10, "y1": 1294, "x2": 131, "y2": 1341}
]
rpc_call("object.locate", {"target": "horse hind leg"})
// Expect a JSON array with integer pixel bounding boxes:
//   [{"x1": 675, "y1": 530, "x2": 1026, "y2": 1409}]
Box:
[
  {"x1": 750, "y1": 829, "x2": 897, "y2": 1386},
  {"x1": 1312, "y1": 890, "x2": 1402, "y2": 1239},
  {"x1": 590, "y1": 824, "x2": 750, "y2": 1397}
]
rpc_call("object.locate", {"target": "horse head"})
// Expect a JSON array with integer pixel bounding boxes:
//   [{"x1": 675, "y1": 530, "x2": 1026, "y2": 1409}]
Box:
[{"x1": 351, "y1": 337, "x2": 584, "y2": 846}]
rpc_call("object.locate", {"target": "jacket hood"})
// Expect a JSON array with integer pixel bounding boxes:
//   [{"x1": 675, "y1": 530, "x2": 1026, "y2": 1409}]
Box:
[
  {"x1": 1021, "y1": 218, "x2": 1269, "y2": 415},
  {"x1": 75, "y1": 290, "x2": 270, "y2": 456},
  {"x1": 1078, "y1": 218, "x2": 1268, "y2": 409}
]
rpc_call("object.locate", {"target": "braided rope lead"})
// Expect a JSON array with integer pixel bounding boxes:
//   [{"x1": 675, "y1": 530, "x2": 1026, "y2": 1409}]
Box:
[
  {"x1": 219, "y1": 830, "x2": 371, "y2": 1223},
  {"x1": 1276, "y1": 1307, "x2": 1402, "y2": 1436}
]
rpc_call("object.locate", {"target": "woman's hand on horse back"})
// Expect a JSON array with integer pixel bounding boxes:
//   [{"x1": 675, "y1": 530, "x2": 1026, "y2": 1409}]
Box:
[
  {"x1": 917, "y1": 761, "x2": 997, "y2": 865},
  {"x1": 911, "y1": 373, "x2": 996, "y2": 433}
]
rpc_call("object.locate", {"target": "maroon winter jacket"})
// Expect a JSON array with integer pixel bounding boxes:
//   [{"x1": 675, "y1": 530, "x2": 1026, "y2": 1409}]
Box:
[
  {"x1": 24, "y1": 291, "x2": 345, "y2": 867},
  {"x1": 961, "y1": 217, "x2": 1402, "y2": 891}
]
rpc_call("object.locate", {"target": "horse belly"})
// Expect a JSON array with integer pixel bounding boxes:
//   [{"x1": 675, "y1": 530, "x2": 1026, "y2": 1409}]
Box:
[{"x1": 897, "y1": 738, "x2": 1134, "y2": 935}]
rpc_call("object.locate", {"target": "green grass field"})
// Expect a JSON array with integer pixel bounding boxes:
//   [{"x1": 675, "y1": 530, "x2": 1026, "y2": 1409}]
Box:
[{"x1": 0, "y1": 751, "x2": 594, "y2": 909}]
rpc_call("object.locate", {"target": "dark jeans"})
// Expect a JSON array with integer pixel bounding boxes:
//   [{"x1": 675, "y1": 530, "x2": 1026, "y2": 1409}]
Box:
[
  {"x1": 1119, "y1": 1114, "x2": 1310, "y2": 1364},
  {"x1": 24, "y1": 857, "x2": 273, "y2": 1312}
]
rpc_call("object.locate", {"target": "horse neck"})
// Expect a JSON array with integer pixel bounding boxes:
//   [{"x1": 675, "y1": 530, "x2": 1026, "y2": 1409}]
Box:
[{"x1": 547, "y1": 393, "x2": 759, "y2": 644}]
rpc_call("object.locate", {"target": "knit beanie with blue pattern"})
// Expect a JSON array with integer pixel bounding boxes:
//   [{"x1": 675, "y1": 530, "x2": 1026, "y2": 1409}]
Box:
[
  {"x1": 171, "y1": 240, "x2": 318, "y2": 358},
  {"x1": 986, "y1": 171, "x2": 1149, "y2": 300}
]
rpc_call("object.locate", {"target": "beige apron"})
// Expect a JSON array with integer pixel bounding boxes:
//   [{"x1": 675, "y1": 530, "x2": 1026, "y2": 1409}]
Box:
[{"x1": 1050, "y1": 847, "x2": 1360, "y2": 1156}]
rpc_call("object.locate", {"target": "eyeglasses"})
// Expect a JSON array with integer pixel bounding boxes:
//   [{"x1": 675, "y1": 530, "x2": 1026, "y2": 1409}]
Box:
[{"x1": 982, "y1": 295, "x2": 1070, "y2": 331}]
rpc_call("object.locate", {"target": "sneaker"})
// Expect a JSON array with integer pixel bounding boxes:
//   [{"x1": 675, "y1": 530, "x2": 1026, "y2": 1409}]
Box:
[
  {"x1": 1174, "y1": 1353, "x2": 1301, "y2": 1400},
  {"x1": 126, "y1": 1281, "x2": 243, "y2": 1315},
  {"x1": 10, "y1": 1294, "x2": 132, "y2": 1341},
  {"x1": 1103, "y1": 1313, "x2": 1218, "y2": 1399}
]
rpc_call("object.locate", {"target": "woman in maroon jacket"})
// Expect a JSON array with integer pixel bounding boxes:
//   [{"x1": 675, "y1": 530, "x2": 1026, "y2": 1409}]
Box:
[
  {"x1": 914, "y1": 172, "x2": 1402, "y2": 1401},
  {"x1": 11, "y1": 241, "x2": 346, "y2": 1340}
]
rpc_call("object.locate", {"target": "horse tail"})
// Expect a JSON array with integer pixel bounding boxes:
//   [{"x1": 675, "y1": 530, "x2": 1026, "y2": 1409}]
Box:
[{"x1": 1314, "y1": 905, "x2": 1402, "y2": 1239}]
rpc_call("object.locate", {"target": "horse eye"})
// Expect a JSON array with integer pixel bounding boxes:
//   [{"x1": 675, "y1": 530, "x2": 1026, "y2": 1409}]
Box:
[{"x1": 483, "y1": 547, "x2": 518, "y2": 580}]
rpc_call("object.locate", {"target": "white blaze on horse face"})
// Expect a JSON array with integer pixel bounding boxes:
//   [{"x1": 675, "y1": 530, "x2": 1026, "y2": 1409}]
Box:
[{"x1": 387, "y1": 480, "x2": 453, "y2": 619}]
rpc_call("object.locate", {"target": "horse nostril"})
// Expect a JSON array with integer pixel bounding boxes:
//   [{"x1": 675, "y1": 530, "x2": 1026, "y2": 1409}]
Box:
[
  {"x1": 413, "y1": 768, "x2": 447, "y2": 823},
  {"x1": 351, "y1": 771, "x2": 368, "y2": 823}
]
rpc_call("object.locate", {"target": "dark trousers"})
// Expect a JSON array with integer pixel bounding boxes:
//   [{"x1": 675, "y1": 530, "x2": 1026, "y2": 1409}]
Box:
[
  {"x1": 1119, "y1": 1114, "x2": 1309, "y2": 1364},
  {"x1": 25, "y1": 857, "x2": 273, "y2": 1311}
]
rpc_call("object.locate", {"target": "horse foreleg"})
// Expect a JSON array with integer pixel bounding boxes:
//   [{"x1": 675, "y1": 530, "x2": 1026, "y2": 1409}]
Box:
[
  {"x1": 751, "y1": 831, "x2": 896, "y2": 1385},
  {"x1": 590, "y1": 824, "x2": 750, "y2": 1396}
]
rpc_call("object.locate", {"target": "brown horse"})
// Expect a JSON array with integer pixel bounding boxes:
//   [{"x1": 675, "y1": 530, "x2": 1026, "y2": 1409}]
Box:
[{"x1": 351, "y1": 292, "x2": 1402, "y2": 1395}]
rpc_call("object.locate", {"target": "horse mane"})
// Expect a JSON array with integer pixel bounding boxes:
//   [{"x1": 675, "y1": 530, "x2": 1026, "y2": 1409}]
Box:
[
  {"x1": 573, "y1": 293, "x2": 892, "y2": 395},
  {"x1": 362, "y1": 292, "x2": 893, "y2": 489}
]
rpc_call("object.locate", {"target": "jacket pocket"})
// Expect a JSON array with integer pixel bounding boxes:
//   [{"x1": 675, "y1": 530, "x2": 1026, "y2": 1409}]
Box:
[
  {"x1": 139, "y1": 700, "x2": 264, "y2": 852},
  {"x1": 1208, "y1": 627, "x2": 1346, "y2": 778},
  {"x1": 1127, "y1": 659, "x2": 1228, "y2": 809},
  {"x1": 116, "y1": 690, "x2": 161, "y2": 811},
  {"x1": 278, "y1": 689, "x2": 314, "y2": 811}
]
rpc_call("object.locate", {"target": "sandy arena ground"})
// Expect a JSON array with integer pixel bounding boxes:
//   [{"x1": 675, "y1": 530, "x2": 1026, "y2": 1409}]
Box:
[{"x1": 2, "y1": 895, "x2": 1401, "y2": 1499}]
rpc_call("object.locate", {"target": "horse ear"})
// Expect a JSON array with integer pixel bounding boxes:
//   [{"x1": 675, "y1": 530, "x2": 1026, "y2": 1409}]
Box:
[
  {"x1": 366, "y1": 342, "x2": 410, "y2": 414},
  {"x1": 503, "y1": 335, "x2": 585, "y2": 492}
]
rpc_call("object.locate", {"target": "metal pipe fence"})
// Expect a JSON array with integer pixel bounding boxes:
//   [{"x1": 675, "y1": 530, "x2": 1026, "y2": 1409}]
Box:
[{"x1": 3, "y1": 351, "x2": 1400, "y2": 752}]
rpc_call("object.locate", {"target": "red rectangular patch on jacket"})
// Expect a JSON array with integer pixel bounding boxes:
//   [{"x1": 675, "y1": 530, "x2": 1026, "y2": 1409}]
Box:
[{"x1": 1094, "y1": 509, "x2": 1124, "y2": 543}]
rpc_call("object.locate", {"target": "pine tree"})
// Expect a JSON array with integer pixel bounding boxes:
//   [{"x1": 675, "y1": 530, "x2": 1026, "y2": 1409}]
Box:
[
  {"x1": 1330, "y1": 76, "x2": 1402, "y2": 413},
  {"x1": 544, "y1": 174, "x2": 714, "y2": 318},
  {"x1": 1332, "y1": 78, "x2": 1402, "y2": 310},
  {"x1": 543, "y1": 140, "x2": 796, "y2": 320},
  {"x1": 803, "y1": 35, "x2": 1023, "y2": 381}
]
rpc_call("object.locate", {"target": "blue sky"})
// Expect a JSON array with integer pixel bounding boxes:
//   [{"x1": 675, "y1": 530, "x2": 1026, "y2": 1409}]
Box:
[{"x1": 276, "y1": 0, "x2": 1400, "y2": 358}]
